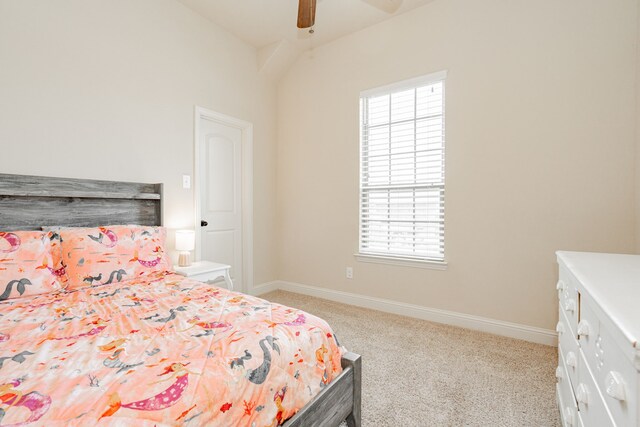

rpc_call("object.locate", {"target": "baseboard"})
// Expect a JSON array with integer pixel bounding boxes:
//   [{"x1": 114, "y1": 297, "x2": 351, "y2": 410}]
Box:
[
  {"x1": 253, "y1": 280, "x2": 557, "y2": 346},
  {"x1": 250, "y1": 281, "x2": 281, "y2": 296}
]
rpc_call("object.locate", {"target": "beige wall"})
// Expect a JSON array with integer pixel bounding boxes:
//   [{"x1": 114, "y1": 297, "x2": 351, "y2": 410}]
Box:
[
  {"x1": 277, "y1": 0, "x2": 638, "y2": 330},
  {"x1": 0, "y1": 0, "x2": 278, "y2": 286},
  {"x1": 1, "y1": 0, "x2": 638, "y2": 331},
  {"x1": 637, "y1": 0, "x2": 640, "y2": 253}
]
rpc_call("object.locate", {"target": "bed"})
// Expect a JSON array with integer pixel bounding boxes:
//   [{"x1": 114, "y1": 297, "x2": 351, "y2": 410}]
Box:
[{"x1": 0, "y1": 173, "x2": 361, "y2": 427}]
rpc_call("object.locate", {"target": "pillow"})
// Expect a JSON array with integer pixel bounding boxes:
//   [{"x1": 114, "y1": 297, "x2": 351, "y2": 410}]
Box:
[
  {"x1": 0, "y1": 230, "x2": 66, "y2": 301},
  {"x1": 60, "y1": 225, "x2": 172, "y2": 290}
]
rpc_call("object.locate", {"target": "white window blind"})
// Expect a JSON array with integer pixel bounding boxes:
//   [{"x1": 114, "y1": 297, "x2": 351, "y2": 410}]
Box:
[{"x1": 359, "y1": 71, "x2": 446, "y2": 262}]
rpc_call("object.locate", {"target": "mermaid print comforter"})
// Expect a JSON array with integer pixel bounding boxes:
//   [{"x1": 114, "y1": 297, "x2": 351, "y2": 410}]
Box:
[{"x1": 0, "y1": 272, "x2": 343, "y2": 426}]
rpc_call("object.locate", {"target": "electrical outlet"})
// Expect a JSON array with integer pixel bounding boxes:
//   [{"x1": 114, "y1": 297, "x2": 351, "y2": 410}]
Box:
[
  {"x1": 346, "y1": 267, "x2": 353, "y2": 279},
  {"x1": 182, "y1": 175, "x2": 191, "y2": 189}
]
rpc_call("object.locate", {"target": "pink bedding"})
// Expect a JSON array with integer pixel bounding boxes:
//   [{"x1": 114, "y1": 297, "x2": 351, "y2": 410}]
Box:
[{"x1": 0, "y1": 272, "x2": 343, "y2": 426}]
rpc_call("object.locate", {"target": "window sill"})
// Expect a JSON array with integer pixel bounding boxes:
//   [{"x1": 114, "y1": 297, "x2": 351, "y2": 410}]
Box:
[{"x1": 354, "y1": 253, "x2": 448, "y2": 270}]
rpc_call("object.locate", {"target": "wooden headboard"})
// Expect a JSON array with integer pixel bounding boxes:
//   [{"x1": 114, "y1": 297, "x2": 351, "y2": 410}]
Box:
[{"x1": 0, "y1": 173, "x2": 163, "y2": 230}]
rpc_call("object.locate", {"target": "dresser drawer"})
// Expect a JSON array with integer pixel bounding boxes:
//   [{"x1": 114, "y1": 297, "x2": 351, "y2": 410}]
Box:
[
  {"x1": 579, "y1": 296, "x2": 638, "y2": 427},
  {"x1": 576, "y1": 350, "x2": 615, "y2": 426},
  {"x1": 558, "y1": 344, "x2": 579, "y2": 427},
  {"x1": 558, "y1": 265, "x2": 579, "y2": 336},
  {"x1": 558, "y1": 383, "x2": 580, "y2": 427},
  {"x1": 559, "y1": 306, "x2": 580, "y2": 388},
  {"x1": 576, "y1": 297, "x2": 599, "y2": 374}
]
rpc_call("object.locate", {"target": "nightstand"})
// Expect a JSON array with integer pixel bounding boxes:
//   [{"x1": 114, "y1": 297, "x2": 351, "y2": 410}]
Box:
[{"x1": 173, "y1": 261, "x2": 234, "y2": 290}]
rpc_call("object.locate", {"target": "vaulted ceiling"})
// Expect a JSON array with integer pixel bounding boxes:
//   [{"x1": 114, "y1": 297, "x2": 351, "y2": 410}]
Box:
[{"x1": 175, "y1": 0, "x2": 434, "y2": 78}]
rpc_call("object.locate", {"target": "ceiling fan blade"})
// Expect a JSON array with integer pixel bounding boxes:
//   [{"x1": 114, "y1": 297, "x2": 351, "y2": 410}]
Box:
[
  {"x1": 297, "y1": 0, "x2": 317, "y2": 28},
  {"x1": 361, "y1": 0, "x2": 403, "y2": 14}
]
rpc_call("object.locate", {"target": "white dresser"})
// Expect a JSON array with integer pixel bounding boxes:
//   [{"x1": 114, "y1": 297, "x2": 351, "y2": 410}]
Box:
[{"x1": 556, "y1": 251, "x2": 640, "y2": 427}]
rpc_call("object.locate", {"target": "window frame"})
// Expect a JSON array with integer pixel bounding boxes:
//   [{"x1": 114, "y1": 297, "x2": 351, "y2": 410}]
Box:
[{"x1": 356, "y1": 70, "x2": 448, "y2": 269}]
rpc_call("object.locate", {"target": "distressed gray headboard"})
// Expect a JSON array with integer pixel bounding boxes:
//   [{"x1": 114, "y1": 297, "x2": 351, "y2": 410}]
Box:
[{"x1": 0, "y1": 173, "x2": 163, "y2": 230}]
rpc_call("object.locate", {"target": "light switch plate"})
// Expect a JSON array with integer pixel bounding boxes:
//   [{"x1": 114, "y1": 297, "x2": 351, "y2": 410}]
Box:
[{"x1": 182, "y1": 175, "x2": 191, "y2": 189}]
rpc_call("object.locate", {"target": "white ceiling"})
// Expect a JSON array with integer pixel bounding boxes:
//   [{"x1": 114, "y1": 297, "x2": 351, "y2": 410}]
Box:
[{"x1": 176, "y1": 0, "x2": 434, "y2": 50}]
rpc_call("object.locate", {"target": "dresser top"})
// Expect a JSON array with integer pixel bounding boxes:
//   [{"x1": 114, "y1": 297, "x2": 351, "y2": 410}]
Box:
[{"x1": 557, "y1": 251, "x2": 640, "y2": 348}]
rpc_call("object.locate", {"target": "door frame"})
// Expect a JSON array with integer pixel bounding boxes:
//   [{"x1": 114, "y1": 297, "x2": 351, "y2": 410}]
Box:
[{"x1": 194, "y1": 106, "x2": 253, "y2": 293}]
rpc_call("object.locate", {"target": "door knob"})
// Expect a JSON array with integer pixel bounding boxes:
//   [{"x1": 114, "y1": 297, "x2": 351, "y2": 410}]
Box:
[{"x1": 201, "y1": 220, "x2": 208, "y2": 227}]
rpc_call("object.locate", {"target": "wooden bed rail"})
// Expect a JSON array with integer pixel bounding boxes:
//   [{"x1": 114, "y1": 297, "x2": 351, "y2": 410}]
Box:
[
  {"x1": 283, "y1": 351, "x2": 362, "y2": 427},
  {"x1": 341, "y1": 352, "x2": 362, "y2": 427}
]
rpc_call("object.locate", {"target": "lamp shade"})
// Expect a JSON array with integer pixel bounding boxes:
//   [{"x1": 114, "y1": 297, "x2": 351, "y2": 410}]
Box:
[{"x1": 175, "y1": 230, "x2": 195, "y2": 251}]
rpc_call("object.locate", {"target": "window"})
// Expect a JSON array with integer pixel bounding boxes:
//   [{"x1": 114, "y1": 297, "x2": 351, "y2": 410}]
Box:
[{"x1": 359, "y1": 71, "x2": 446, "y2": 264}]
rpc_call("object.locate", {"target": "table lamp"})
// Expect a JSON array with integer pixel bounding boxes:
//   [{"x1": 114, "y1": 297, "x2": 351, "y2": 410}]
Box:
[{"x1": 175, "y1": 229, "x2": 195, "y2": 267}]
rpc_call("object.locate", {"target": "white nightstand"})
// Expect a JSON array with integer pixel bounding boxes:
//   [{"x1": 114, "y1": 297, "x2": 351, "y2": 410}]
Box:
[{"x1": 173, "y1": 261, "x2": 234, "y2": 290}]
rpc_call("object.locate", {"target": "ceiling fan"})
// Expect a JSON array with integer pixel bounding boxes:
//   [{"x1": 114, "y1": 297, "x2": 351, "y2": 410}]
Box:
[{"x1": 297, "y1": 0, "x2": 403, "y2": 29}]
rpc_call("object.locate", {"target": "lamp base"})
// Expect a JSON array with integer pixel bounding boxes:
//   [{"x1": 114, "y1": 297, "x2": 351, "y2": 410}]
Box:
[{"x1": 178, "y1": 251, "x2": 191, "y2": 267}]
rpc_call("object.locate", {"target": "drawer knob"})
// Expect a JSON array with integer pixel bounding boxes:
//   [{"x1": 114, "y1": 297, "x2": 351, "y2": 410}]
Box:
[
  {"x1": 576, "y1": 383, "x2": 590, "y2": 405},
  {"x1": 555, "y1": 366, "x2": 563, "y2": 380},
  {"x1": 566, "y1": 351, "x2": 577, "y2": 368},
  {"x1": 564, "y1": 299, "x2": 576, "y2": 313},
  {"x1": 605, "y1": 371, "x2": 626, "y2": 401},
  {"x1": 556, "y1": 322, "x2": 565, "y2": 334},
  {"x1": 556, "y1": 280, "x2": 565, "y2": 291},
  {"x1": 577, "y1": 320, "x2": 590, "y2": 337},
  {"x1": 564, "y1": 407, "x2": 575, "y2": 426}
]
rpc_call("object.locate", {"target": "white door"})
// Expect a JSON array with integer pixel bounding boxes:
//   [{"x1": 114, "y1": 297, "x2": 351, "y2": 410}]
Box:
[{"x1": 198, "y1": 117, "x2": 243, "y2": 288}]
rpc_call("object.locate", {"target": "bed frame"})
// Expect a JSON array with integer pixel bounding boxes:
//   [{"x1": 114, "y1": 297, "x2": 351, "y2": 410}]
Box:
[{"x1": 0, "y1": 172, "x2": 362, "y2": 427}]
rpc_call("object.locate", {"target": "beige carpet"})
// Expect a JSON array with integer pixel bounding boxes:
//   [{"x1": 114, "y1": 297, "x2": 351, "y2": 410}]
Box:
[{"x1": 261, "y1": 290, "x2": 561, "y2": 427}]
